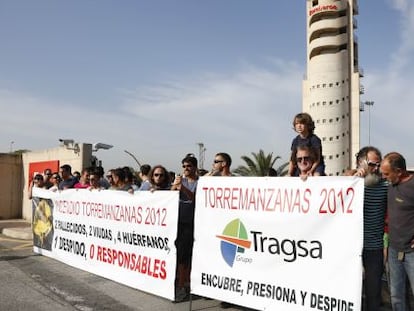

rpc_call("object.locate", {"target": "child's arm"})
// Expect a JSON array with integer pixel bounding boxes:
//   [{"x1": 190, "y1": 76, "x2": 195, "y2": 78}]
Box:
[
  {"x1": 309, "y1": 160, "x2": 320, "y2": 175},
  {"x1": 309, "y1": 147, "x2": 321, "y2": 175}
]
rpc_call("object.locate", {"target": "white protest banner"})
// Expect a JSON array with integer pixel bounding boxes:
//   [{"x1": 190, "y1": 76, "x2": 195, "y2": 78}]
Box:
[
  {"x1": 191, "y1": 176, "x2": 364, "y2": 311},
  {"x1": 32, "y1": 188, "x2": 179, "y2": 300}
]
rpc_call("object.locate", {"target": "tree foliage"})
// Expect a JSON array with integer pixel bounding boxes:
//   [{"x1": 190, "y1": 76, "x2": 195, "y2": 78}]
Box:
[{"x1": 233, "y1": 149, "x2": 289, "y2": 176}]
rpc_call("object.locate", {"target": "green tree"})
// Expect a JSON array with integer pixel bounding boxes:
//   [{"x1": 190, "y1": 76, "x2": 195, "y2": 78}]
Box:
[{"x1": 233, "y1": 149, "x2": 289, "y2": 176}]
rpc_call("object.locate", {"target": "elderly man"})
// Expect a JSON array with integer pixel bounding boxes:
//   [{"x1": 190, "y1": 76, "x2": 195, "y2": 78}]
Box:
[
  {"x1": 381, "y1": 152, "x2": 414, "y2": 311},
  {"x1": 351, "y1": 146, "x2": 388, "y2": 311}
]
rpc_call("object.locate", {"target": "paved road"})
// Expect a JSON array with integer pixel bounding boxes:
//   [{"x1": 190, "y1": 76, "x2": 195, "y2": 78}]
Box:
[
  {"x1": 1, "y1": 233, "x2": 250, "y2": 311},
  {"x1": 0, "y1": 232, "x2": 395, "y2": 311}
]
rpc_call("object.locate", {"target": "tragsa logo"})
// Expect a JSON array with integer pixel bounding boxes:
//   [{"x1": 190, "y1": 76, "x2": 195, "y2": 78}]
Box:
[{"x1": 216, "y1": 219, "x2": 252, "y2": 267}]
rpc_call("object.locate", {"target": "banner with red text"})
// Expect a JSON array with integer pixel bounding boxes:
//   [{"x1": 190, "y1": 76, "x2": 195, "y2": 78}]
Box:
[
  {"x1": 191, "y1": 176, "x2": 364, "y2": 311},
  {"x1": 32, "y1": 188, "x2": 179, "y2": 300}
]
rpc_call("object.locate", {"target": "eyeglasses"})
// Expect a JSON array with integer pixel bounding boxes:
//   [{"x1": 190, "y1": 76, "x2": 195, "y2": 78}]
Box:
[
  {"x1": 296, "y1": 156, "x2": 310, "y2": 163},
  {"x1": 367, "y1": 161, "x2": 380, "y2": 168},
  {"x1": 214, "y1": 160, "x2": 224, "y2": 164},
  {"x1": 182, "y1": 165, "x2": 193, "y2": 168},
  {"x1": 154, "y1": 173, "x2": 164, "y2": 177}
]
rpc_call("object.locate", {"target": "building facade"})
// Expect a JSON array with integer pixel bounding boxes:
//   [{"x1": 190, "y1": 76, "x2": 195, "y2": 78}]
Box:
[{"x1": 303, "y1": 0, "x2": 361, "y2": 175}]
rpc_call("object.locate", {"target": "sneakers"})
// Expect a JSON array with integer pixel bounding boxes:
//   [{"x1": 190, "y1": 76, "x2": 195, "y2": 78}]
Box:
[{"x1": 174, "y1": 287, "x2": 189, "y2": 303}]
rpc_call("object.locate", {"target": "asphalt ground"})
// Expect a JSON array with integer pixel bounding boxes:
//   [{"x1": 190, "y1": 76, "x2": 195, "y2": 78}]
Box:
[
  {"x1": 0, "y1": 220, "x2": 395, "y2": 310},
  {"x1": 0, "y1": 220, "x2": 255, "y2": 311}
]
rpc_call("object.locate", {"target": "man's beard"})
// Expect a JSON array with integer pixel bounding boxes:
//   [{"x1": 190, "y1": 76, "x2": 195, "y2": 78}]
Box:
[{"x1": 364, "y1": 173, "x2": 381, "y2": 186}]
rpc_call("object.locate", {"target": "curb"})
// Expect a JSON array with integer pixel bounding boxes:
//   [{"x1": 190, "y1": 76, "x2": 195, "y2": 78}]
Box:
[
  {"x1": 1, "y1": 227, "x2": 33, "y2": 240},
  {"x1": 0, "y1": 220, "x2": 33, "y2": 240}
]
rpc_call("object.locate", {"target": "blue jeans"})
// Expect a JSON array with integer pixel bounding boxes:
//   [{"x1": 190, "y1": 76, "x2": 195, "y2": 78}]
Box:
[{"x1": 389, "y1": 247, "x2": 414, "y2": 311}]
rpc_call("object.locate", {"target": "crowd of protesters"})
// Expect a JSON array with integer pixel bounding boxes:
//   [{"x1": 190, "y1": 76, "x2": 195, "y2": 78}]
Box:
[
  {"x1": 28, "y1": 125, "x2": 414, "y2": 309},
  {"x1": 29, "y1": 151, "x2": 414, "y2": 308}
]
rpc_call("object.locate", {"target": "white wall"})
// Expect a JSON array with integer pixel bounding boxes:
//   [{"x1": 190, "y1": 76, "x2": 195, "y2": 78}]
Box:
[{"x1": 21, "y1": 144, "x2": 92, "y2": 220}]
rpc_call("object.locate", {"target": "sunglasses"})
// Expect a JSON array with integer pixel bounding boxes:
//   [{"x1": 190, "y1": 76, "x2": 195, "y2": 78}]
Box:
[
  {"x1": 367, "y1": 161, "x2": 380, "y2": 168},
  {"x1": 154, "y1": 173, "x2": 164, "y2": 177},
  {"x1": 214, "y1": 160, "x2": 224, "y2": 164},
  {"x1": 296, "y1": 156, "x2": 310, "y2": 163},
  {"x1": 182, "y1": 165, "x2": 193, "y2": 168}
]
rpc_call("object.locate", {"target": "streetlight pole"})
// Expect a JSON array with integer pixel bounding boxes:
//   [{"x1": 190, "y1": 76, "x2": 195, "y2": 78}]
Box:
[
  {"x1": 9, "y1": 141, "x2": 14, "y2": 153},
  {"x1": 364, "y1": 101, "x2": 374, "y2": 145},
  {"x1": 124, "y1": 150, "x2": 142, "y2": 169},
  {"x1": 197, "y1": 142, "x2": 206, "y2": 170}
]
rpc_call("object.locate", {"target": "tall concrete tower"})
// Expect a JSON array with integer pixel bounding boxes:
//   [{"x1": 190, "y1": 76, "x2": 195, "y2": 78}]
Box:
[{"x1": 303, "y1": 0, "x2": 361, "y2": 175}]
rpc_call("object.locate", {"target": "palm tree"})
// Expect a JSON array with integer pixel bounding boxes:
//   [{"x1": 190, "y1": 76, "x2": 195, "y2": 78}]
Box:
[{"x1": 233, "y1": 149, "x2": 289, "y2": 176}]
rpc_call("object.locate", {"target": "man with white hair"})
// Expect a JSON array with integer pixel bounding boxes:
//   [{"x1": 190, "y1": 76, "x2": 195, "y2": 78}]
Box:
[{"x1": 353, "y1": 146, "x2": 388, "y2": 311}]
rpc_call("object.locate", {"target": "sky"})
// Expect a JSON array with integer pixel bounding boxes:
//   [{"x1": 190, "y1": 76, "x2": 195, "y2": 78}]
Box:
[{"x1": 1, "y1": 0, "x2": 414, "y2": 173}]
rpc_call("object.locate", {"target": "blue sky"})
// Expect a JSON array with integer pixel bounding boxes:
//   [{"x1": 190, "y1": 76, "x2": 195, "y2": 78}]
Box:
[{"x1": 1, "y1": 0, "x2": 414, "y2": 172}]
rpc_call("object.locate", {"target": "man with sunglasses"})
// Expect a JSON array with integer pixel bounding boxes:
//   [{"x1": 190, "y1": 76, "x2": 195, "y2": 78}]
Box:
[
  {"x1": 171, "y1": 155, "x2": 199, "y2": 302},
  {"x1": 293, "y1": 145, "x2": 320, "y2": 180},
  {"x1": 43, "y1": 168, "x2": 53, "y2": 189},
  {"x1": 206, "y1": 152, "x2": 233, "y2": 176},
  {"x1": 349, "y1": 146, "x2": 388, "y2": 311}
]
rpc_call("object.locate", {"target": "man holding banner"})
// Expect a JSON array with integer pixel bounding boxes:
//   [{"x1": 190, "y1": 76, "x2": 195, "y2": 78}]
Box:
[
  {"x1": 191, "y1": 172, "x2": 364, "y2": 310},
  {"x1": 352, "y1": 146, "x2": 387, "y2": 311}
]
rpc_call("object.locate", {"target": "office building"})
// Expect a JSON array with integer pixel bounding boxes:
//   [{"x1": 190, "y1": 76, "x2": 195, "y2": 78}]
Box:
[{"x1": 303, "y1": 0, "x2": 362, "y2": 175}]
